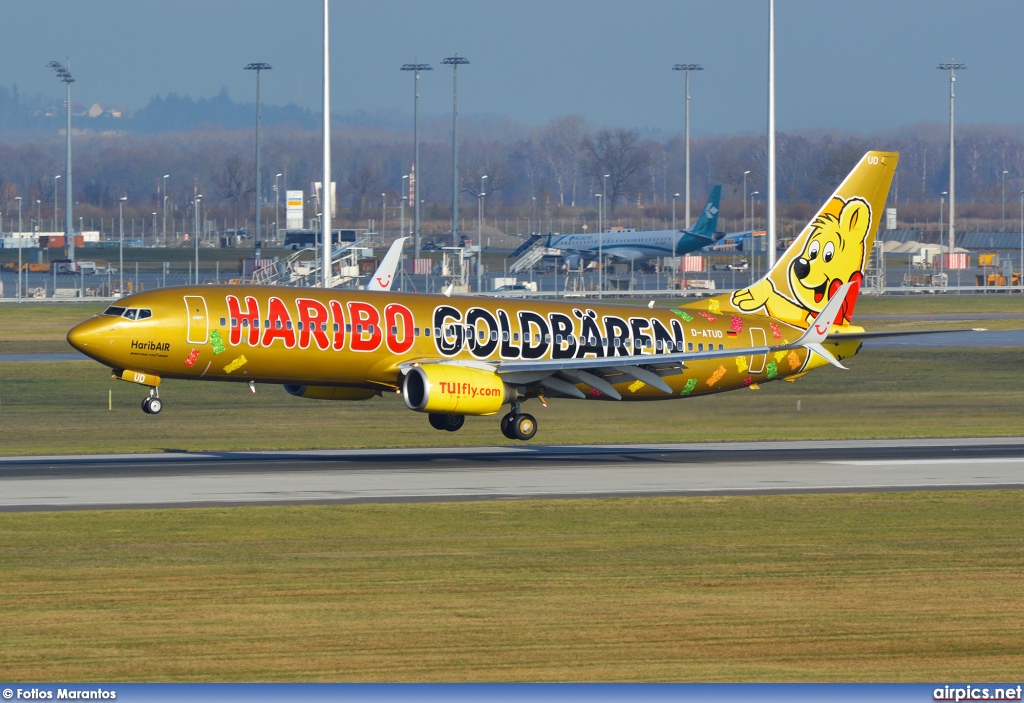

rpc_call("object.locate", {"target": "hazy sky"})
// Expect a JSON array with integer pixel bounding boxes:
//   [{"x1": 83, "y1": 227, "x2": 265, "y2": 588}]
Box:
[{"x1": 4, "y1": 0, "x2": 1023, "y2": 136}]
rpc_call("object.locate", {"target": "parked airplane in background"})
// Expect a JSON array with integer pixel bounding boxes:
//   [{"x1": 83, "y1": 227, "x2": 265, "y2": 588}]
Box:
[
  {"x1": 71, "y1": 152, "x2": 954, "y2": 442},
  {"x1": 530, "y1": 185, "x2": 724, "y2": 267}
]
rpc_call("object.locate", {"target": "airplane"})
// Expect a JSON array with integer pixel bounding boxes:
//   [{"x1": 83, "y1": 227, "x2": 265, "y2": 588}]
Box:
[
  {"x1": 69, "y1": 151, "x2": 948, "y2": 441},
  {"x1": 535, "y1": 185, "x2": 724, "y2": 267}
]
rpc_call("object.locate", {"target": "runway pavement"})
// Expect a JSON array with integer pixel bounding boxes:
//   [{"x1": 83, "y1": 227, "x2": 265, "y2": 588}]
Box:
[{"x1": 1, "y1": 437, "x2": 1022, "y2": 511}]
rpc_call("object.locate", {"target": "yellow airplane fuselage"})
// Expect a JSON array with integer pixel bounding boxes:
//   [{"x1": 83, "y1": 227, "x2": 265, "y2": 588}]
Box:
[{"x1": 68, "y1": 285, "x2": 857, "y2": 401}]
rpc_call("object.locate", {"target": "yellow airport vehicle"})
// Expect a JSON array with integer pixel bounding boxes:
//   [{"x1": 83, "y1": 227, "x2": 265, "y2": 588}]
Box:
[{"x1": 69, "y1": 152, "x2": 944, "y2": 441}]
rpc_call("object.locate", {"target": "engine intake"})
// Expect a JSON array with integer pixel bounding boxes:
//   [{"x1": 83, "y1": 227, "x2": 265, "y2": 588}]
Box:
[{"x1": 402, "y1": 364, "x2": 510, "y2": 416}]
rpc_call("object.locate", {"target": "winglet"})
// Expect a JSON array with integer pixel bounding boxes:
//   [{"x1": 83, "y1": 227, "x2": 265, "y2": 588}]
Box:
[
  {"x1": 366, "y1": 237, "x2": 407, "y2": 291},
  {"x1": 786, "y1": 281, "x2": 855, "y2": 369}
]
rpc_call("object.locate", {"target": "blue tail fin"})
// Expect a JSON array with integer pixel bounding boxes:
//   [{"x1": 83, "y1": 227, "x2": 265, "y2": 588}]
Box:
[{"x1": 688, "y1": 185, "x2": 721, "y2": 235}]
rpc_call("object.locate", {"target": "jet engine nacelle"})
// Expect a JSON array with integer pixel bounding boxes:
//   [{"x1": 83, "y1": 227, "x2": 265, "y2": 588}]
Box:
[
  {"x1": 402, "y1": 364, "x2": 511, "y2": 416},
  {"x1": 284, "y1": 385, "x2": 376, "y2": 401}
]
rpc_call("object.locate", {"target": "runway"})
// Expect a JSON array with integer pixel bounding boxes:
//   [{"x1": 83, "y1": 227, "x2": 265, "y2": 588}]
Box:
[{"x1": 1, "y1": 437, "x2": 1022, "y2": 511}]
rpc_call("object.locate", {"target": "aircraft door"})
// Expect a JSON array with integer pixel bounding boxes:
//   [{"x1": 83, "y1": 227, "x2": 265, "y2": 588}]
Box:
[
  {"x1": 184, "y1": 295, "x2": 209, "y2": 345},
  {"x1": 749, "y1": 327, "x2": 767, "y2": 373}
]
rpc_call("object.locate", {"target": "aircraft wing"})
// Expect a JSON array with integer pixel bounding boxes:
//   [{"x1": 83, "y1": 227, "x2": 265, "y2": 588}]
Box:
[{"x1": 365, "y1": 237, "x2": 407, "y2": 291}]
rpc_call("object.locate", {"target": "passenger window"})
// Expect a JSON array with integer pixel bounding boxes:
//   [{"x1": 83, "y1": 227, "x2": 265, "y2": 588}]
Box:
[
  {"x1": 556, "y1": 335, "x2": 563, "y2": 344},
  {"x1": 297, "y1": 322, "x2": 304, "y2": 331},
  {"x1": 424, "y1": 328, "x2": 431, "y2": 338},
  {"x1": 414, "y1": 327, "x2": 420, "y2": 337},
  {"x1": 253, "y1": 319, "x2": 260, "y2": 329},
  {"x1": 513, "y1": 333, "x2": 520, "y2": 342},
  {"x1": 355, "y1": 324, "x2": 363, "y2": 334},
  {"x1": 392, "y1": 326, "x2": 399, "y2": 335},
  {"x1": 275, "y1": 320, "x2": 282, "y2": 330},
  {"x1": 614, "y1": 338, "x2": 620, "y2": 348},
  {"x1": 502, "y1": 331, "x2": 509, "y2": 342},
  {"x1": 545, "y1": 334, "x2": 551, "y2": 343},
  {"x1": 321, "y1": 322, "x2": 328, "y2": 332},
  {"x1": 231, "y1": 318, "x2": 238, "y2": 327},
  {"x1": 434, "y1": 328, "x2": 441, "y2": 337},
  {"x1": 286, "y1": 321, "x2": 292, "y2": 330},
  {"x1": 368, "y1": 325, "x2": 375, "y2": 334},
  {"x1": 333, "y1": 323, "x2": 340, "y2": 333},
  {"x1": 698, "y1": 343, "x2": 704, "y2": 352},
  {"x1": 491, "y1": 330, "x2": 498, "y2": 341},
  {"x1": 688, "y1": 342, "x2": 693, "y2": 351},
  {"x1": 345, "y1": 324, "x2": 351, "y2": 333},
  {"x1": 719, "y1": 344, "x2": 724, "y2": 350},
  {"x1": 242, "y1": 319, "x2": 249, "y2": 328},
  {"x1": 220, "y1": 317, "x2": 227, "y2": 326},
  {"x1": 478, "y1": 329, "x2": 486, "y2": 341}
]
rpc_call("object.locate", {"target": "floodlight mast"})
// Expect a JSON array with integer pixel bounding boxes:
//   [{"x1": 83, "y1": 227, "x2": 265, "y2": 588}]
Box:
[
  {"x1": 244, "y1": 62, "x2": 272, "y2": 260},
  {"x1": 321, "y1": 0, "x2": 331, "y2": 288},
  {"x1": 938, "y1": 61, "x2": 966, "y2": 266},
  {"x1": 48, "y1": 59, "x2": 74, "y2": 262},
  {"x1": 442, "y1": 55, "x2": 469, "y2": 249},
  {"x1": 672, "y1": 63, "x2": 703, "y2": 229},
  {"x1": 401, "y1": 62, "x2": 432, "y2": 258}
]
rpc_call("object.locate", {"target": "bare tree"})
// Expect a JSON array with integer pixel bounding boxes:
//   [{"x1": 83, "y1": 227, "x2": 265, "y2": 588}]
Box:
[
  {"x1": 582, "y1": 128, "x2": 652, "y2": 211},
  {"x1": 213, "y1": 154, "x2": 254, "y2": 210},
  {"x1": 344, "y1": 164, "x2": 381, "y2": 219}
]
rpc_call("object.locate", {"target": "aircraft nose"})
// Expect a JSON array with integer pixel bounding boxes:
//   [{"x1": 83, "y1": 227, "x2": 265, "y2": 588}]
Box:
[{"x1": 67, "y1": 316, "x2": 110, "y2": 354}]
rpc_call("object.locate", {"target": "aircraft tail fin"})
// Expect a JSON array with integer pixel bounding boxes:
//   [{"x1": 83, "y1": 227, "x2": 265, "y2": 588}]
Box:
[
  {"x1": 366, "y1": 237, "x2": 407, "y2": 291},
  {"x1": 688, "y1": 151, "x2": 897, "y2": 330},
  {"x1": 688, "y1": 185, "x2": 721, "y2": 236}
]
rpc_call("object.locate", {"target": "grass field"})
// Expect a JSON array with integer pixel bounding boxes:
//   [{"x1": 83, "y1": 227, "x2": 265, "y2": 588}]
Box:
[{"x1": 1, "y1": 492, "x2": 1022, "y2": 681}]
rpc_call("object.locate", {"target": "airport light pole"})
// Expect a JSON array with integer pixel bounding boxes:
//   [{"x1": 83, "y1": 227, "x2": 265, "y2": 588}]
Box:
[
  {"x1": 244, "y1": 62, "x2": 271, "y2": 260},
  {"x1": 161, "y1": 174, "x2": 169, "y2": 247},
  {"x1": 750, "y1": 191, "x2": 759, "y2": 277},
  {"x1": 743, "y1": 170, "x2": 751, "y2": 231},
  {"x1": 767, "y1": 0, "x2": 777, "y2": 268},
  {"x1": 275, "y1": 173, "x2": 283, "y2": 243},
  {"x1": 118, "y1": 196, "x2": 126, "y2": 295},
  {"x1": 321, "y1": 0, "x2": 332, "y2": 288},
  {"x1": 442, "y1": 55, "x2": 469, "y2": 248},
  {"x1": 194, "y1": 194, "x2": 202, "y2": 284},
  {"x1": 672, "y1": 193, "x2": 680, "y2": 231},
  {"x1": 939, "y1": 192, "x2": 946, "y2": 266},
  {"x1": 673, "y1": 63, "x2": 703, "y2": 228},
  {"x1": 53, "y1": 174, "x2": 60, "y2": 232},
  {"x1": 1001, "y1": 170, "x2": 1008, "y2": 232},
  {"x1": 602, "y1": 174, "x2": 609, "y2": 230},
  {"x1": 478, "y1": 174, "x2": 487, "y2": 292},
  {"x1": 938, "y1": 61, "x2": 965, "y2": 270},
  {"x1": 48, "y1": 59, "x2": 74, "y2": 262},
  {"x1": 595, "y1": 193, "x2": 603, "y2": 299},
  {"x1": 15, "y1": 196, "x2": 22, "y2": 300},
  {"x1": 381, "y1": 193, "x2": 387, "y2": 239},
  {"x1": 401, "y1": 61, "x2": 432, "y2": 258}
]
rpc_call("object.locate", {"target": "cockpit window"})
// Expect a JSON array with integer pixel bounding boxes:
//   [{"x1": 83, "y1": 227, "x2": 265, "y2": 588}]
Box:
[
  {"x1": 102, "y1": 306, "x2": 126, "y2": 317},
  {"x1": 122, "y1": 309, "x2": 138, "y2": 321},
  {"x1": 138, "y1": 309, "x2": 152, "y2": 320}
]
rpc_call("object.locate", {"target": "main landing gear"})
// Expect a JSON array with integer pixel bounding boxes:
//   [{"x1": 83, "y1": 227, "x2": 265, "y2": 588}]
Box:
[
  {"x1": 428, "y1": 413, "x2": 465, "y2": 432},
  {"x1": 500, "y1": 403, "x2": 537, "y2": 442},
  {"x1": 141, "y1": 387, "x2": 162, "y2": 415}
]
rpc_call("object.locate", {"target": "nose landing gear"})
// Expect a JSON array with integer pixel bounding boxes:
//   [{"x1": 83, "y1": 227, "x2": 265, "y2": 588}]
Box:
[
  {"x1": 141, "y1": 387, "x2": 162, "y2": 415},
  {"x1": 501, "y1": 403, "x2": 537, "y2": 441}
]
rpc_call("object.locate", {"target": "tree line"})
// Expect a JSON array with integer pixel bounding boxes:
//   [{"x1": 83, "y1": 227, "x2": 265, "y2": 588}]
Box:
[{"x1": 2, "y1": 110, "x2": 1024, "y2": 235}]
